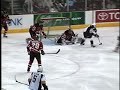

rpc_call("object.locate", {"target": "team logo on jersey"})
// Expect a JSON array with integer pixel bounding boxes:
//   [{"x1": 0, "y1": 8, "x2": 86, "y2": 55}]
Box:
[{"x1": 97, "y1": 12, "x2": 109, "y2": 20}]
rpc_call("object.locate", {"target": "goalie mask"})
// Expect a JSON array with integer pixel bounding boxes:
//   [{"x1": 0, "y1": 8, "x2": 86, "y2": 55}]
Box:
[{"x1": 68, "y1": 29, "x2": 73, "y2": 34}]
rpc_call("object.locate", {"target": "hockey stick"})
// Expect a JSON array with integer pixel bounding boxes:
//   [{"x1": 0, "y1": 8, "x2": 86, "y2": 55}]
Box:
[
  {"x1": 97, "y1": 37, "x2": 102, "y2": 45},
  {"x1": 45, "y1": 49, "x2": 60, "y2": 54},
  {"x1": 2, "y1": 88, "x2": 6, "y2": 90},
  {"x1": 28, "y1": 47, "x2": 60, "y2": 54},
  {"x1": 15, "y1": 75, "x2": 29, "y2": 86}
]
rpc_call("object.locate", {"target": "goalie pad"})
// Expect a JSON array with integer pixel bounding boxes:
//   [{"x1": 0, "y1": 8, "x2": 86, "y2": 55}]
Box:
[
  {"x1": 54, "y1": 35, "x2": 62, "y2": 45},
  {"x1": 55, "y1": 34, "x2": 80, "y2": 45}
]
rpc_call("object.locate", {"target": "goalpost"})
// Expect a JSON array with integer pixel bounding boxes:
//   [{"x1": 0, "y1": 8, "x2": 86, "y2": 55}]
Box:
[{"x1": 40, "y1": 17, "x2": 71, "y2": 39}]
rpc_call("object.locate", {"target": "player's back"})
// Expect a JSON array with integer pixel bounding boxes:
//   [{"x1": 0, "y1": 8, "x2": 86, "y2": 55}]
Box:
[
  {"x1": 84, "y1": 25, "x2": 96, "y2": 34},
  {"x1": 28, "y1": 39, "x2": 43, "y2": 53},
  {"x1": 29, "y1": 72, "x2": 42, "y2": 90}
]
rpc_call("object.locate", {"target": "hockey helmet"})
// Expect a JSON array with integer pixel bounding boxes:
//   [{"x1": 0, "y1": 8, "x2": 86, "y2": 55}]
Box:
[
  {"x1": 31, "y1": 26, "x2": 36, "y2": 31},
  {"x1": 90, "y1": 25, "x2": 94, "y2": 28},
  {"x1": 92, "y1": 23, "x2": 96, "y2": 26},
  {"x1": 37, "y1": 66, "x2": 43, "y2": 72},
  {"x1": 91, "y1": 23, "x2": 96, "y2": 27}
]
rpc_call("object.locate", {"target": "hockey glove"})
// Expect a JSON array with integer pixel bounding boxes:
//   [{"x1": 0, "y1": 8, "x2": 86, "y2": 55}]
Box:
[
  {"x1": 42, "y1": 32, "x2": 47, "y2": 39},
  {"x1": 28, "y1": 78, "x2": 31, "y2": 85},
  {"x1": 44, "y1": 86, "x2": 48, "y2": 90},
  {"x1": 44, "y1": 35, "x2": 47, "y2": 39},
  {"x1": 41, "y1": 50, "x2": 45, "y2": 55},
  {"x1": 42, "y1": 84, "x2": 48, "y2": 90}
]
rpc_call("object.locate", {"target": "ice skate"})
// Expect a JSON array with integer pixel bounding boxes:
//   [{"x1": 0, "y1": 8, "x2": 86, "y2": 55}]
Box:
[
  {"x1": 91, "y1": 44, "x2": 96, "y2": 47},
  {"x1": 27, "y1": 67, "x2": 30, "y2": 72},
  {"x1": 3, "y1": 34, "x2": 8, "y2": 38}
]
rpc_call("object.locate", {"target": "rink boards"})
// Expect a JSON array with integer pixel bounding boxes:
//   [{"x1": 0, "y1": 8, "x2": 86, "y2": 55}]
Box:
[{"x1": 1, "y1": 9, "x2": 119, "y2": 34}]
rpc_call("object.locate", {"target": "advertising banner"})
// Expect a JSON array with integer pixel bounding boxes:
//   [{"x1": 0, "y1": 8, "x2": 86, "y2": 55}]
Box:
[
  {"x1": 70, "y1": 11, "x2": 85, "y2": 25},
  {"x1": 96, "y1": 9, "x2": 120, "y2": 23},
  {"x1": 34, "y1": 11, "x2": 85, "y2": 26},
  {"x1": 8, "y1": 15, "x2": 23, "y2": 29},
  {"x1": 34, "y1": 13, "x2": 64, "y2": 26},
  {"x1": 8, "y1": 15, "x2": 33, "y2": 29}
]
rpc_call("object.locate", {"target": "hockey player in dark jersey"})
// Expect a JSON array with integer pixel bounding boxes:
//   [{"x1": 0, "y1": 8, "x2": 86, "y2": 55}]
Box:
[
  {"x1": 27, "y1": 35, "x2": 45, "y2": 72},
  {"x1": 55, "y1": 28, "x2": 77, "y2": 45},
  {"x1": 26, "y1": 20, "x2": 46, "y2": 43},
  {"x1": 29, "y1": 20, "x2": 46, "y2": 39},
  {"x1": 1, "y1": 11, "x2": 11, "y2": 37},
  {"x1": 80, "y1": 24, "x2": 99, "y2": 47}
]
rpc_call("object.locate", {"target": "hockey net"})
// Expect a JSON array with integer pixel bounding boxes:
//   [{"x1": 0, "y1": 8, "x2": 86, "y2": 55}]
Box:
[{"x1": 40, "y1": 17, "x2": 70, "y2": 38}]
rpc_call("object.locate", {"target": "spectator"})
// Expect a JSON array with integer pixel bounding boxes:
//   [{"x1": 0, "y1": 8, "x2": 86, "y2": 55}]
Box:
[
  {"x1": 67, "y1": 0, "x2": 76, "y2": 11},
  {"x1": 50, "y1": 6, "x2": 58, "y2": 12},
  {"x1": 106, "y1": 0, "x2": 117, "y2": 9}
]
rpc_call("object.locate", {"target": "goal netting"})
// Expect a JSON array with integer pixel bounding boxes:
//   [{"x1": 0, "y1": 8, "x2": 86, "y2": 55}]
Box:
[{"x1": 40, "y1": 17, "x2": 71, "y2": 38}]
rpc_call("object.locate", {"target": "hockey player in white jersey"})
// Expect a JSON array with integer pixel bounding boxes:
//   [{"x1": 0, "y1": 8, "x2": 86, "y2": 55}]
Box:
[
  {"x1": 80, "y1": 23, "x2": 99, "y2": 47},
  {"x1": 28, "y1": 67, "x2": 48, "y2": 90}
]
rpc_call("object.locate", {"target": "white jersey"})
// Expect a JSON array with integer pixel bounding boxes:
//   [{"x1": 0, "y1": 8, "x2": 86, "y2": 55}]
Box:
[
  {"x1": 29, "y1": 72, "x2": 46, "y2": 90},
  {"x1": 84, "y1": 27, "x2": 96, "y2": 34}
]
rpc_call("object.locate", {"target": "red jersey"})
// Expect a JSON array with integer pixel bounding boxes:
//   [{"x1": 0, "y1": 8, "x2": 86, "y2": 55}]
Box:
[
  {"x1": 1, "y1": 14, "x2": 11, "y2": 26},
  {"x1": 27, "y1": 39, "x2": 43, "y2": 53},
  {"x1": 34, "y1": 24, "x2": 46, "y2": 36}
]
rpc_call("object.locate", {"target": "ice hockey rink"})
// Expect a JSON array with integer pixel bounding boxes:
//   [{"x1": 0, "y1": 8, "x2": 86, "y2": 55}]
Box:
[{"x1": 2, "y1": 26, "x2": 119, "y2": 90}]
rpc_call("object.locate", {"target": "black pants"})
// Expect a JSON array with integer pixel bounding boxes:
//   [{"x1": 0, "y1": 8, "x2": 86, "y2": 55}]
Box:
[
  {"x1": 29, "y1": 52, "x2": 41, "y2": 65},
  {"x1": 1, "y1": 24, "x2": 8, "y2": 32},
  {"x1": 83, "y1": 32, "x2": 93, "y2": 38}
]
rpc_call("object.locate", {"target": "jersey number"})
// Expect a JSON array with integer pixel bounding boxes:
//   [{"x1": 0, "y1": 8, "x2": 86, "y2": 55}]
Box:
[
  {"x1": 32, "y1": 42, "x2": 39, "y2": 49},
  {"x1": 32, "y1": 75, "x2": 37, "y2": 83}
]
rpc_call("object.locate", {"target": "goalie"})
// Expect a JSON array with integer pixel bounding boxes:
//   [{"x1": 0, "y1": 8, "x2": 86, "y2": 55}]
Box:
[{"x1": 55, "y1": 28, "x2": 78, "y2": 45}]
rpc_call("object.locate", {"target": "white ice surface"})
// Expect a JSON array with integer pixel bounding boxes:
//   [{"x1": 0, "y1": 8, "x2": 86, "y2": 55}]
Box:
[{"x1": 2, "y1": 27, "x2": 119, "y2": 90}]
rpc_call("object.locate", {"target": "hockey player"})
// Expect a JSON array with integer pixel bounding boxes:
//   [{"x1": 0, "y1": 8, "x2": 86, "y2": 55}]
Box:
[
  {"x1": 29, "y1": 20, "x2": 46, "y2": 39},
  {"x1": 27, "y1": 35, "x2": 45, "y2": 72},
  {"x1": 56, "y1": 27, "x2": 77, "y2": 45},
  {"x1": 113, "y1": 36, "x2": 120, "y2": 52},
  {"x1": 28, "y1": 67, "x2": 48, "y2": 90},
  {"x1": 80, "y1": 24, "x2": 99, "y2": 47},
  {"x1": 26, "y1": 20, "x2": 47, "y2": 44},
  {"x1": 29, "y1": 25, "x2": 36, "y2": 37},
  {"x1": 1, "y1": 11, "x2": 11, "y2": 37}
]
